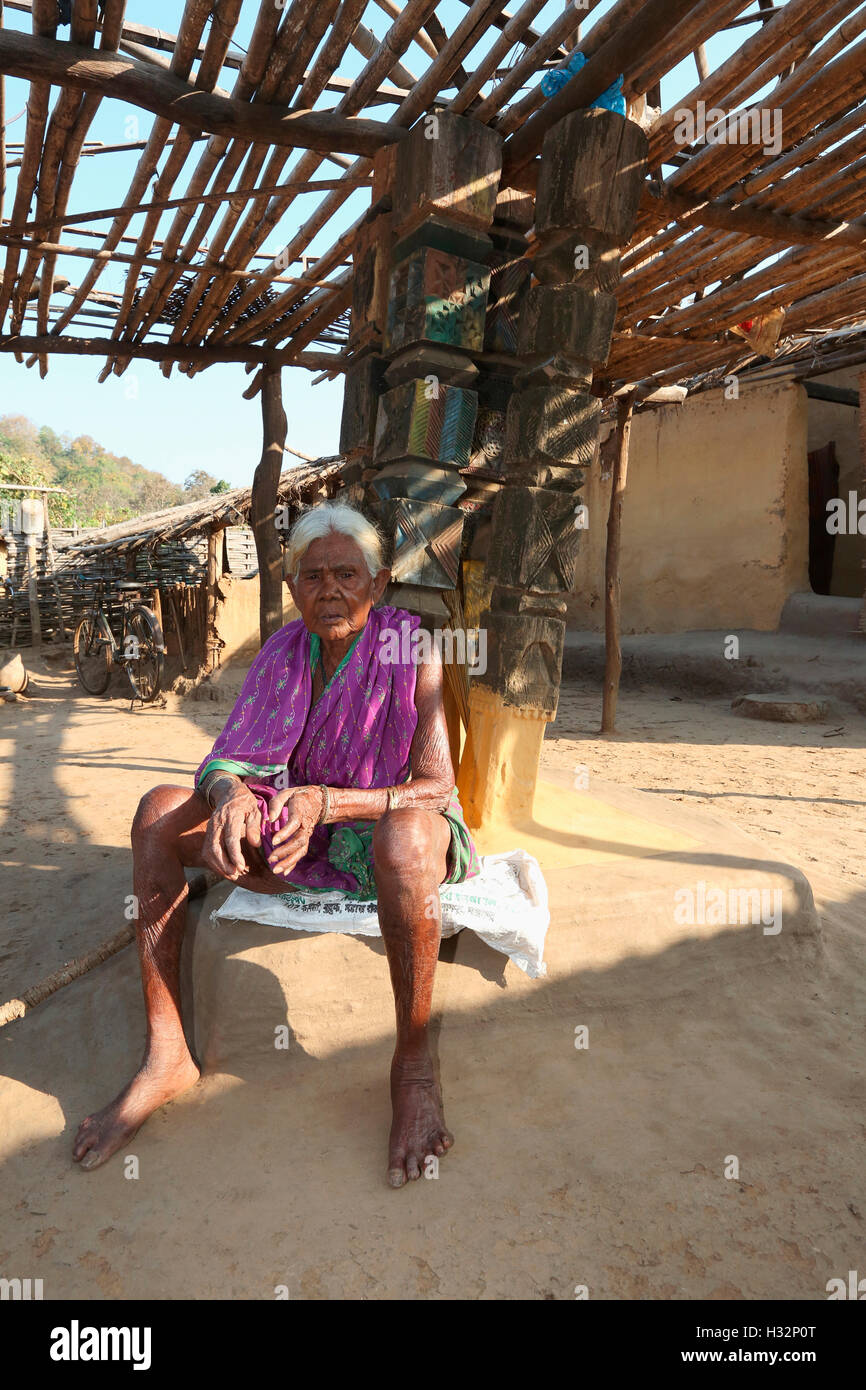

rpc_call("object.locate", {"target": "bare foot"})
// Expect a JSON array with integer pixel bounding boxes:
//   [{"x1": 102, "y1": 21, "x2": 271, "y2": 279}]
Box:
[
  {"x1": 73, "y1": 1053, "x2": 201, "y2": 1171},
  {"x1": 387, "y1": 1053, "x2": 454, "y2": 1189}
]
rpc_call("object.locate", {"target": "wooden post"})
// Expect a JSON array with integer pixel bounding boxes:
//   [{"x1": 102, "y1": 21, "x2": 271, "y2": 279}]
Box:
[
  {"x1": 206, "y1": 526, "x2": 220, "y2": 671},
  {"x1": 251, "y1": 365, "x2": 286, "y2": 646},
  {"x1": 25, "y1": 531, "x2": 40, "y2": 647},
  {"x1": 0, "y1": 1, "x2": 5, "y2": 225},
  {"x1": 601, "y1": 393, "x2": 635, "y2": 734},
  {"x1": 41, "y1": 488, "x2": 66, "y2": 640}
]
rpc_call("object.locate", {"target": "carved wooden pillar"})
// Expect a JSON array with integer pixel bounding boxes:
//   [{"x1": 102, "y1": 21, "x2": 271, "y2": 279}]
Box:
[
  {"x1": 458, "y1": 109, "x2": 647, "y2": 830},
  {"x1": 341, "y1": 113, "x2": 503, "y2": 606}
]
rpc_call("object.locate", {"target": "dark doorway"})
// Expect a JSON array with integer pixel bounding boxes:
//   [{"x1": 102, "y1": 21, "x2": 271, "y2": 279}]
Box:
[{"x1": 807, "y1": 441, "x2": 839, "y2": 595}]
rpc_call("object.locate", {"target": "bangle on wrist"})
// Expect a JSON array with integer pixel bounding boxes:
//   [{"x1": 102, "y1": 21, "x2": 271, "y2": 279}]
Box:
[{"x1": 316, "y1": 785, "x2": 330, "y2": 825}]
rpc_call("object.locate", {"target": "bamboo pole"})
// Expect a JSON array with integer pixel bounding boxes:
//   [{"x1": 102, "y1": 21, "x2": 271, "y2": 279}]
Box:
[
  {"x1": 503, "y1": 0, "x2": 706, "y2": 181},
  {"x1": 0, "y1": 29, "x2": 405, "y2": 156},
  {"x1": 0, "y1": 0, "x2": 56, "y2": 329},
  {"x1": 625, "y1": 0, "x2": 748, "y2": 102},
  {"x1": 496, "y1": 0, "x2": 645, "y2": 136},
  {"x1": 645, "y1": 0, "x2": 853, "y2": 167},
  {"x1": 25, "y1": 525, "x2": 40, "y2": 646},
  {"x1": 0, "y1": 872, "x2": 214, "y2": 1028},
  {"x1": 102, "y1": 0, "x2": 323, "y2": 354},
  {"x1": 104, "y1": 0, "x2": 247, "y2": 367},
  {"x1": 187, "y1": 0, "x2": 476, "y2": 354},
  {"x1": 638, "y1": 183, "x2": 866, "y2": 250},
  {"x1": 122, "y1": 0, "x2": 353, "y2": 356},
  {"x1": 448, "y1": 0, "x2": 547, "y2": 114},
  {"x1": 157, "y1": 0, "x2": 354, "y2": 353},
  {"x1": 50, "y1": 0, "x2": 216, "y2": 337},
  {"x1": 0, "y1": 232, "x2": 351, "y2": 293},
  {"x1": 601, "y1": 393, "x2": 635, "y2": 735},
  {"x1": 0, "y1": 332, "x2": 344, "y2": 369},
  {"x1": 667, "y1": 12, "x2": 866, "y2": 201},
  {"x1": 40, "y1": 486, "x2": 66, "y2": 640},
  {"x1": 206, "y1": 525, "x2": 220, "y2": 670},
  {"x1": 0, "y1": 0, "x2": 5, "y2": 226},
  {"x1": 188, "y1": 0, "x2": 492, "y2": 357},
  {"x1": 13, "y1": 1, "x2": 112, "y2": 374}
]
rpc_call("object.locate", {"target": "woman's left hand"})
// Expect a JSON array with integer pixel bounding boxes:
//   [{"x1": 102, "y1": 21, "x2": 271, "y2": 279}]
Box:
[{"x1": 265, "y1": 785, "x2": 324, "y2": 875}]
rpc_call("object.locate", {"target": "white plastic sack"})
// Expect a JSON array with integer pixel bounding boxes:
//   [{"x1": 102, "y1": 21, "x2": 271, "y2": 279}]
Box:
[{"x1": 211, "y1": 848, "x2": 549, "y2": 978}]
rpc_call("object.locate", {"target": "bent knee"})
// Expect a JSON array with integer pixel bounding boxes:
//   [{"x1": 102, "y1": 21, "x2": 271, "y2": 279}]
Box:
[
  {"x1": 373, "y1": 809, "x2": 441, "y2": 879},
  {"x1": 132, "y1": 784, "x2": 195, "y2": 840}
]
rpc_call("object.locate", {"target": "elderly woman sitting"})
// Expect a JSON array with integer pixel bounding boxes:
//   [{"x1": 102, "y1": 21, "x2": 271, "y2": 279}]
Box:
[{"x1": 73, "y1": 501, "x2": 478, "y2": 1188}]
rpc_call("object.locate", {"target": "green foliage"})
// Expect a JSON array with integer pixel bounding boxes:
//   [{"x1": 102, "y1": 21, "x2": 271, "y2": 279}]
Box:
[
  {"x1": 0, "y1": 413, "x2": 184, "y2": 528},
  {"x1": 183, "y1": 468, "x2": 221, "y2": 500}
]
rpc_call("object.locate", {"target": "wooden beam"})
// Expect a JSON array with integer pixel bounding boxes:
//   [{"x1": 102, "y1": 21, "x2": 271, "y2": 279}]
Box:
[
  {"x1": 722, "y1": 6, "x2": 780, "y2": 27},
  {"x1": 803, "y1": 380, "x2": 860, "y2": 407},
  {"x1": 0, "y1": 0, "x2": 4, "y2": 225},
  {"x1": 251, "y1": 366, "x2": 287, "y2": 645},
  {"x1": 0, "y1": 234, "x2": 347, "y2": 293},
  {"x1": 0, "y1": 333, "x2": 345, "y2": 370},
  {"x1": 640, "y1": 182, "x2": 866, "y2": 249},
  {"x1": 503, "y1": 0, "x2": 706, "y2": 181},
  {"x1": 0, "y1": 28, "x2": 409, "y2": 157},
  {"x1": 18, "y1": 173, "x2": 374, "y2": 237}
]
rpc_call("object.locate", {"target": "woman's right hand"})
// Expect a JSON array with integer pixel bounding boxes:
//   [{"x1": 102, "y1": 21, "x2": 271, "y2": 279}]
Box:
[{"x1": 202, "y1": 783, "x2": 262, "y2": 881}]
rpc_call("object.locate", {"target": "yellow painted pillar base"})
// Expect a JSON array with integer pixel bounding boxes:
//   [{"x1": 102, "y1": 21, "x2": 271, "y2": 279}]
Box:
[
  {"x1": 457, "y1": 686, "x2": 698, "y2": 870},
  {"x1": 457, "y1": 685, "x2": 549, "y2": 836}
]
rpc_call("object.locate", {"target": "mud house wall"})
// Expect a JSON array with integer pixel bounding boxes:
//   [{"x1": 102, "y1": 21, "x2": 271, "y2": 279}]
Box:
[
  {"x1": 566, "y1": 380, "x2": 810, "y2": 634},
  {"x1": 214, "y1": 574, "x2": 300, "y2": 665},
  {"x1": 806, "y1": 366, "x2": 865, "y2": 599}
]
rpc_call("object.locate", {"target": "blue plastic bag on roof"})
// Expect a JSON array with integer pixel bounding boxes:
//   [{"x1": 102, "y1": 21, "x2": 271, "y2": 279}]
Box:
[{"x1": 539, "y1": 50, "x2": 626, "y2": 116}]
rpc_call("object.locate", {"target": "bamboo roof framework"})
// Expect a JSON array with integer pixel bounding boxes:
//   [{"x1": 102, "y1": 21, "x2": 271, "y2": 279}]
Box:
[
  {"x1": 0, "y1": 1, "x2": 863, "y2": 401},
  {"x1": 52, "y1": 453, "x2": 349, "y2": 560}
]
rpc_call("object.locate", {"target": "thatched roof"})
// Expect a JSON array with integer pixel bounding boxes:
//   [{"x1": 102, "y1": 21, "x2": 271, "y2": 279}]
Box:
[
  {"x1": 53, "y1": 454, "x2": 348, "y2": 560},
  {"x1": 0, "y1": 2, "x2": 865, "y2": 400}
]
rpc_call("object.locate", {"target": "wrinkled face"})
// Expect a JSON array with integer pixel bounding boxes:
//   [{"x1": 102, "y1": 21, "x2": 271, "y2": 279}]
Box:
[{"x1": 288, "y1": 532, "x2": 389, "y2": 644}]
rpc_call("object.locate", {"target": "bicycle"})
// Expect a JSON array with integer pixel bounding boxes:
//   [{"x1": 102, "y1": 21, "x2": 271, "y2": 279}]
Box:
[{"x1": 73, "y1": 577, "x2": 165, "y2": 702}]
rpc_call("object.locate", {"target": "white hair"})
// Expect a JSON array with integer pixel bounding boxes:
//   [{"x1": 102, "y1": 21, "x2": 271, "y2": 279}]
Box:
[{"x1": 283, "y1": 500, "x2": 385, "y2": 582}]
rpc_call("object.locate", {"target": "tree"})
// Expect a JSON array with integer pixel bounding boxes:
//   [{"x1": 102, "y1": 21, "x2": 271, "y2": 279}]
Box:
[{"x1": 183, "y1": 468, "x2": 220, "y2": 500}]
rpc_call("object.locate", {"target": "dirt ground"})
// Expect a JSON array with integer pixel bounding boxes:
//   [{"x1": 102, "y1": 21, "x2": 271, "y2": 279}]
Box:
[{"x1": 0, "y1": 642, "x2": 863, "y2": 1300}]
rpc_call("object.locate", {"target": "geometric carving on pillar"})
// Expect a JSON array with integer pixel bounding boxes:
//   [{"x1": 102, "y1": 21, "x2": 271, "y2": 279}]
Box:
[
  {"x1": 350, "y1": 212, "x2": 393, "y2": 353},
  {"x1": 484, "y1": 245, "x2": 531, "y2": 354},
  {"x1": 486, "y1": 486, "x2": 581, "y2": 595},
  {"x1": 518, "y1": 284, "x2": 617, "y2": 377},
  {"x1": 391, "y1": 111, "x2": 504, "y2": 240},
  {"x1": 532, "y1": 230, "x2": 623, "y2": 294},
  {"x1": 384, "y1": 246, "x2": 490, "y2": 356},
  {"x1": 466, "y1": 371, "x2": 513, "y2": 475},
  {"x1": 339, "y1": 353, "x2": 384, "y2": 455},
  {"x1": 476, "y1": 608, "x2": 565, "y2": 716},
  {"x1": 381, "y1": 497, "x2": 464, "y2": 589},
  {"x1": 370, "y1": 461, "x2": 467, "y2": 505},
  {"x1": 373, "y1": 379, "x2": 478, "y2": 469},
  {"x1": 534, "y1": 108, "x2": 649, "y2": 249},
  {"x1": 503, "y1": 386, "x2": 602, "y2": 470}
]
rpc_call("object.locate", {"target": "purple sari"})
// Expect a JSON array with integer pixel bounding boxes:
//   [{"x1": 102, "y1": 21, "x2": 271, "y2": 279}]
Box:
[{"x1": 195, "y1": 604, "x2": 479, "y2": 896}]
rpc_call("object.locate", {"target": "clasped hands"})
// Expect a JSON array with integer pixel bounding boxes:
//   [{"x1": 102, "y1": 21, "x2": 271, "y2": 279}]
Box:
[{"x1": 202, "y1": 782, "x2": 324, "y2": 882}]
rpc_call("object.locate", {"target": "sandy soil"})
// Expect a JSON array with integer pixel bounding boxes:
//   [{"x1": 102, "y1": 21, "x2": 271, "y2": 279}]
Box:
[{"x1": 0, "y1": 645, "x2": 863, "y2": 1300}]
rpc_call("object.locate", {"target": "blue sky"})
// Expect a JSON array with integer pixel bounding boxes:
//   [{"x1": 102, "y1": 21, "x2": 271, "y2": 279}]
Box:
[{"x1": 0, "y1": 1, "x2": 763, "y2": 484}]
